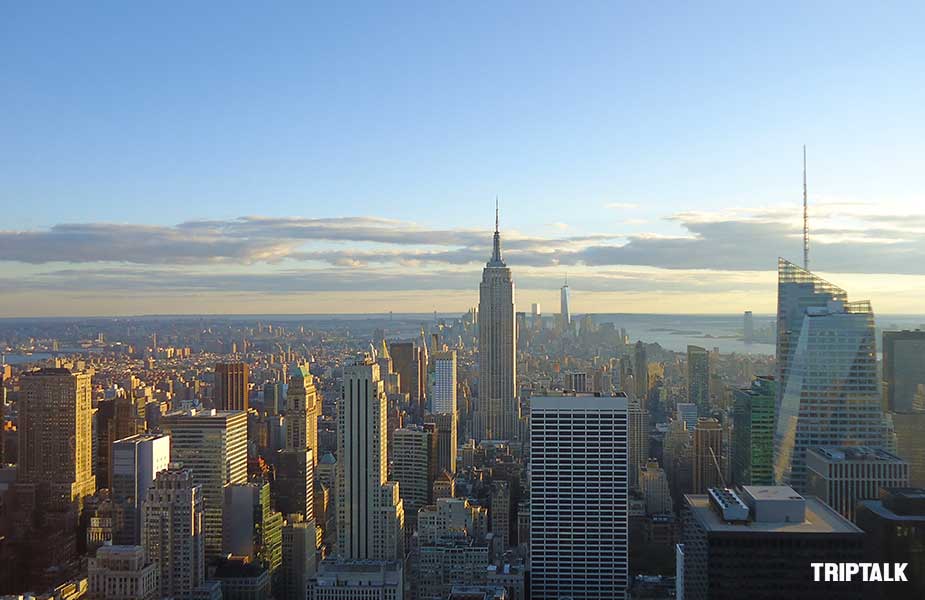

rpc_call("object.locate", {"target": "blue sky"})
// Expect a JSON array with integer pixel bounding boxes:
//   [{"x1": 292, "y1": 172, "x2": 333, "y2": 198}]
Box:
[{"x1": 2, "y1": 2, "x2": 925, "y2": 316}]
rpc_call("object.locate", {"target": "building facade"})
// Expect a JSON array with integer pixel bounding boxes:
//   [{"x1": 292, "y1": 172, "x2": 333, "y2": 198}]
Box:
[
  {"x1": 732, "y1": 376, "x2": 776, "y2": 486},
  {"x1": 530, "y1": 394, "x2": 629, "y2": 600},
  {"x1": 805, "y1": 446, "x2": 909, "y2": 520}
]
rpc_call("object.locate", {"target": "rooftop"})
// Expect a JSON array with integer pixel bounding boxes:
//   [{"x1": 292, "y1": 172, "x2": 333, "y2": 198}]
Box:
[
  {"x1": 531, "y1": 393, "x2": 628, "y2": 411},
  {"x1": 808, "y1": 446, "x2": 905, "y2": 463},
  {"x1": 686, "y1": 492, "x2": 862, "y2": 534}
]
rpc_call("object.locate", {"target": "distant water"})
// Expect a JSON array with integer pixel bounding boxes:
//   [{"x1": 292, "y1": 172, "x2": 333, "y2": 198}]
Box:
[{"x1": 593, "y1": 313, "x2": 776, "y2": 355}]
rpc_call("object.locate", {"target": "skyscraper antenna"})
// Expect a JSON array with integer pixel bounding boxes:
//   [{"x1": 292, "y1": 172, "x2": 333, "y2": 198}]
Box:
[
  {"x1": 495, "y1": 195, "x2": 499, "y2": 233},
  {"x1": 803, "y1": 145, "x2": 809, "y2": 271}
]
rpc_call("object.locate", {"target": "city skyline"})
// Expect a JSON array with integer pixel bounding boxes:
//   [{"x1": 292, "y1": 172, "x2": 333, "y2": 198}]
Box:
[{"x1": 4, "y1": 4, "x2": 925, "y2": 316}]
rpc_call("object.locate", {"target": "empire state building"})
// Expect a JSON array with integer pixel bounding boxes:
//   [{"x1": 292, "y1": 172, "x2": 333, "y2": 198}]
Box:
[{"x1": 478, "y1": 207, "x2": 518, "y2": 440}]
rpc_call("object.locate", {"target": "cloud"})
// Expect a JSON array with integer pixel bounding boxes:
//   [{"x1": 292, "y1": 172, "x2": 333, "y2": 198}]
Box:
[
  {"x1": 4, "y1": 206, "x2": 925, "y2": 277},
  {"x1": 604, "y1": 202, "x2": 639, "y2": 209}
]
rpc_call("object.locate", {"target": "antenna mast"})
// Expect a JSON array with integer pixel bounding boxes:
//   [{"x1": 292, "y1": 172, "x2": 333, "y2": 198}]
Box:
[{"x1": 803, "y1": 145, "x2": 809, "y2": 271}]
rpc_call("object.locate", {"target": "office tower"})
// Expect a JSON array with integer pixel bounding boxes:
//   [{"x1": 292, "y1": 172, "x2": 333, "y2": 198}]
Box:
[
  {"x1": 275, "y1": 447, "x2": 316, "y2": 520},
  {"x1": 214, "y1": 362, "x2": 249, "y2": 411},
  {"x1": 490, "y1": 480, "x2": 511, "y2": 553},
  {"x1": 634, "y1": 341, "x2": 648, "y2": 404},
  {"x1": 675, "y1": 403, "x2": 698, "y2": 432},
  {"x1": 531, "y1": 302, "x2": 541, "y2": 329},
  {"x1": 628, "y1": 399, "x2": 647, "y2": 489},
  {"x1": 19, "y1": 368, "x2": 96, "y2": 508},
  {"x1": 731, "y1": 376, "x2": 776, "y2": 486},
  {"x1": 88, "y1": 545, "x2": 159, "y2": 600},
  {"x1": 223, "y1": 482, "x2": 283, "y2": 576},
  {"x1": 774, "y1": 300, "x2": 886, "y2": 491},
  {"x1": 430, "y1": 350, "x2": 457, "y2": 415},
  {"x1": 680, "y1": 486, "x2": 864, "y2": 600},
  {"x1": 279, "y1": 514, "x2": 318, "y2": 600},
  {"x1": 142, "y1": 467, "x2": 205, "y2": 600},
  {"x1": 892, "y1": 409, "x2": 925, "y2": 487},
  {"x1": 392, "y1": 426, "x2": 434, "y2": 534},
  {"x1": 263, "y1": 382, "x2": 286, "y2": 415},
  {"x1": 413, "y1": 498, "x2": 490, "y2": 599},
  {"x1": 478, "y1": 209, "x2": 518, "y2": 441},
  {"x1": 97, "y1": 394, "x2": 145, "y2": 489},
  {"x1": 427, "y1": 412, "x2": 457, "y2": 476},
  {"x1": 337, "y1": 356, "x2": 404, "y2": 561},
  {"x1": 883, "y1": 330, "x2": 925, "y2": 412},
  {"x1": 743, "y1": 310, "x2": 754, "y2": 343},
  {"x1": 881, "y1": 330, "x2": 925, "y2": 486},
  {"x1": 805, "y1": 447, "x2": 909, "y2": 520},
  {"x1": 639, "y1": 459, "x2": 672, "y2": 515},
  {"x1": 308, "y1": 560, "x2": 404, "y2": 600},
  {"x1": 775, "y1": 258, "x2": 848, "y2": 409},
  {"x1": 692, "y1": 418, "x2": 724, "y2": 494},
  {"x1": 111, "y1": 433, "x2": 171, "y2": 545},
  {"x1": 856, "y1": 488, "x2": 925, "y2": 600},
  {"x1": 530, "y1": 394, "x2": 629, "y2": 600},
  {"x1": 160, "y1": 409, "x2": 248, "y2": 560},
  {"x1": 560, "y1": 278, "x2": 571, "y2": 328},
  {"x1": 686, "y1": 345, "x2": 710, "y2": 413},
  {"x1": 287, "y1": 363, "x2": 320, "y2": 463},
  {"x1": 391, "y1": 341, "x2": 426, "y2": 417}
]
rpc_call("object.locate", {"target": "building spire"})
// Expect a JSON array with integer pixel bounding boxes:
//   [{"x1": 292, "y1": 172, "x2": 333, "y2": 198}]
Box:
[
  {"x1": 803, "y1": 145, "x2": 809, "y2": 271},
  {"x1": 488, "y1": 196, "x2": 504, "y2": 266}
]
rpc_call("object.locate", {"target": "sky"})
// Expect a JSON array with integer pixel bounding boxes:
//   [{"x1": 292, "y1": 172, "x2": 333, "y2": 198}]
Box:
[{"x1": 2, "y1": 2, "x2": 925, "y2": 317}]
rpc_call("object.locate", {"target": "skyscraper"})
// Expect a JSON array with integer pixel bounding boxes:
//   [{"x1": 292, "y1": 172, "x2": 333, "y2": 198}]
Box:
[
  {"x1": 883, "y1": 330, "x2": 925, "y2": 412},
  {"x1": 391, "y1": 426, "x2": 434, "y2": 534},
  {"x1": 731, "y1": 376, "x2": 776, "y2": 486},
  {"x1": 633, "y1": 341, "x2": 648, "y2": 405},
  {"x1": 628, "y1": 399, "x2": 648, "y2": 489},
  {"x1": 774, "y1": 300, "x2": 886, "y2": 491},
  {"x1": 743, "y1": 310, "x2": 754, "y2": 344},
  {"x1": 279, "y1": 515, "x2": 318, "y2": 600},
  {"x1": 560, "y1": 278, "x2": 571, "y2": 330},
  {"x1": 142, "y1": 466, "x2": 205, "y2": 600},
  {"x1": 775, "y1": 258, "x2": 847, "y2": 409},
  {"x1": 214, "y1": 362, "x2": 249, "y2": 411},
  {"x1": 692, "y1": 418, "x2": 724, "y2": 493},
  {"x1": 680, "y1": 486, "x2": 864, "y2": 600},
  {"x1": 856, "y1": 488, "x2": 925, "y2": 600},
  {"x1": 429, "y1": 350, "x2": 457, "y2": 415},
  {"x1": 287, "y1": 363, "x2": 320, "y2": 464},
  {"x1": 530, "y1": 394, "x2": 628, "y2": 600},
  {"x1": 19, "y1": 367, "x2": 96, "y2": 509},
  {"x1": 686, "y1": 346, "x2": 710, "y2": 414},
  {"x1": 478, "y1": 208, "x2": 517, "y2": 441},
  {"x1": 111, "y1": 433, "x2": 171, "y2": 545},
  {"x1": 87, "y1": 545, "x2": 159, "y2": 600},
  {"x1": 160, "y1": 408, "x2": 248, "y2": 560},
  {"x1": 336, "y1": 355, "x2": 404, "y2": 561},
  {"x1": 805, "y1": 447, "x2": 909, "y2": 520}
]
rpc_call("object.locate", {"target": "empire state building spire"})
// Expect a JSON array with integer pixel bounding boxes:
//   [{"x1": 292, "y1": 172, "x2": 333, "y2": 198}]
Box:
[{"x1": 488, "y1": 197, "x2": 505, "y2": 267}]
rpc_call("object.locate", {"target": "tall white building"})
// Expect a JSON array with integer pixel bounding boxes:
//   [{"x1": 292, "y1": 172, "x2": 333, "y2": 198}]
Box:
[
  {"x1": 336, "y1": 355, "x2": 404, "y2": 561},
  {"x1": 530, "y1": 394, "x2": 629, "y2": 600},
  {"x1": 429, "y1": 350, "x2": 457, "y2": 415},
  {"x1": 478, "y1": 208, "x2": 518, "y2": 441},
  {"x1": 774, "y1": 300, "x2": 886, "y2": 491},
  {"x1": 111, "y1": 433, "x2": 171, "y2": 545},
  {"x1": 160, "y1": 409, "x2": 248, "y2": 560},
  {"x1": 142, "y1": 467, "x2": 205, "y2": 600},
  {"x1": 560, "y1": 279, "x2": 571, "y2": 328}
]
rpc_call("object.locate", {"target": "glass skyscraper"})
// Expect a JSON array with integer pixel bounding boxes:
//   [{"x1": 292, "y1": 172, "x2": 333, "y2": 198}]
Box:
[
  {"x1": 774, "y1": 299, "x2": 886, "y2": 491},
  {"x1": 732, "y1": 376, "x2": 776, "y2": 486},
  {"x1": 775, "y1": 258, "x2": 847, "y2": 409}
]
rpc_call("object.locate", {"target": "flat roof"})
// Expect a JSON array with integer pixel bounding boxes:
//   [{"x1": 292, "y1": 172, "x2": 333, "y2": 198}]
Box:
[
  {"x1": 808, "y1": 446, "x2": 905, "y2": 463},
  {"x1": 531, "y1": 393, "x2": 628, "y2": 411},
  {"x1": 685, "y1": 494, "x2": 862, "y2": 535},
  {"x1": 741, "y1": 485, "x2": 804, "y2": 502}
]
